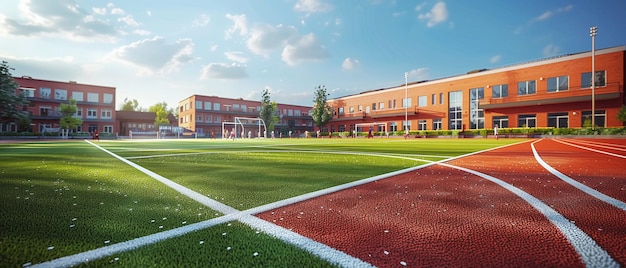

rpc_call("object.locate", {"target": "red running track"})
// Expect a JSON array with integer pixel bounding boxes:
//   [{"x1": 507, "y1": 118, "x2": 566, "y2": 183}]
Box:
[{"x1": 255, "y1": 138, "x2": 626, "y2": 267}]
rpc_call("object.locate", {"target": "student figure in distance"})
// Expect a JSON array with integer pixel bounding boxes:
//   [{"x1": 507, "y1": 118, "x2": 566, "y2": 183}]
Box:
[
  {"x1": 494, "y1": 124, "x2": 499, "y2": 140},
  {"x1": 368, "y1": 127, "x2": 373, "y2": 139},
  {"x1": 230, "y1": 128, "x2": 236, "y2": 140},
  {"x1": 94, "y1": 130, "x2": 99, "y2": 141}
]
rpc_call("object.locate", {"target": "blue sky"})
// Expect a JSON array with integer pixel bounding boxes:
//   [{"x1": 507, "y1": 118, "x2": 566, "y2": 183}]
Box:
[{"x1": 1, "y1": 0, "x2": 624, "y2": 110}]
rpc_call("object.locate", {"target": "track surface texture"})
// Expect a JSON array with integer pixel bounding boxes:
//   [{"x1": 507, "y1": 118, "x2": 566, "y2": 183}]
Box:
[{"x1": 255, "y1": 138, "x2": 626, "y2": 267}]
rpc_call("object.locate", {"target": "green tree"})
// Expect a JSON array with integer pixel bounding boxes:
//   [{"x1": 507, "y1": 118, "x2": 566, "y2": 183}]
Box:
[
  {"x1": 149, "y1": 102, "x2": 173, "y2": 127},
  {"x1": 59, "y1": 99, "x2": 83, "y2": 135},
  {"x1": 310, "y1": 85, "x2": 333, "y2": 130},
  {"x1": 120, "y1": 98, "x2": 141, "y2": 111},
  {"x1": 0, "y1": 61, "x2": 29, "y2": 130},
  {"x1": 617, "y1": 105, "x2": 626, "y2": 125},
  {"x1": 259, "y1": 88, "x2": 278, "y2": 137}
]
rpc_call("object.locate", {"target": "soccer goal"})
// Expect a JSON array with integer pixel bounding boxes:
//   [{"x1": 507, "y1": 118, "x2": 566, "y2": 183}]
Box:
[
  {"x1": 354, "y1": 122, "x2": 388, "y2": 138},
  {"x1": 222, "y1": 117, "x2": 267, "y2": 139}
]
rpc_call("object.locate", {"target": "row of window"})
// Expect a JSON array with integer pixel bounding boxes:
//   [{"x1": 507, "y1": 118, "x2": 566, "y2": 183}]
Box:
[
  {"x1": 24, "y1": 87, "x2": 114, "y2": 103},
  {"x1": 37, "y1": 106, "x2": 112, "y2": 119},
  {"x1": 184, "y1": 101, "x2": 308, "y2": 117}
]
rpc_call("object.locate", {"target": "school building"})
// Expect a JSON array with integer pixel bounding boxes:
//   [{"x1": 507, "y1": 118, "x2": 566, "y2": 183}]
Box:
[
  {"x1": 325, "y1": 45, "x2": 625, "y2": 134},
  {"x1": 10, "y1": 76, "x2": 117, "y2": 135},
  {"x1": 177, "y1": 95, "x2": 314, "y2": 137}
]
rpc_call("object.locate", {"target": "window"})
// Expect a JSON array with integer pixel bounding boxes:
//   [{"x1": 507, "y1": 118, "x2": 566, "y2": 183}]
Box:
[
  {"x1": 233, "y1": 104, "x2": 240, "y2": 111},
  {"x1": 349, "y1": 106, "x2": 354, "y2": 113},
  {"x1": 72, "y1": 91, "x2": 84, "y2": 101},
  {"x1": 338, "y1": 107, "x2": 344, "y2": 115},
  {"x1": 74, "y1": 107, "x2": 82, "y2": 118},
  {"x1": 388, "y1": 100, "x2": 392, "y2": 109},
  {"x1": 518, "y1": 114, "x2": 536, "y2": 128},
  {"x1": 103, "y1": 125, "x2": 113, "y2": 133},
  {"x1": 40, "y1": 87, "x2": 51, "y2": 99},
  {"x1": 87, "y1": 108, "x2": 98, "y2": 119},
  {"x1": 214, "y1": 116, "x2": 221, "y2": 123},
  {"x1": 492, "y1": 84, "x2": 508, "y2": 98},
  {"x1": 358, "y1": 105, "x2": 363, "y2": 112},
  {"x1": 87, "y1": 93, "x2": 99, "y2": 102},
  {"x1": 431, "y1": 94, "x2": 436, "y2": 105},
  {"x1": 101, "y1": 109, "x2": 112, "y2": 119},
  {"x1": 581, "y1": 70, "x2": 606, "y2": 88},
  {"x1": 493, "y1": 116, "x2": 508, "y2": 128},
  {"x1": 389, "y1": 122, "x2": 398, "y2": 132},
  {"x1": 470, "y1": 87, "x2": 484, "y2": 129},
  {"x1": 402, "y1": 97, "x2": 412, "y2": 108},
  {"x1": 547, "y1": 76, "x2": 569, "y2": 92},
  {"x1": 294, "y1": 110, "x2": 301, "y2": 116},
  {"x1": 205, "y1": 115, "x2": 212, "y2": 122},
  {"x1": 403, "y1": 120, "x2": 411, "y2": 131},
  {"x1": 242, "y1": 104, "x2": 247, "y2": 112},
  {"x1": 418, "y1": 96, "x2": 427, "y2": 107},
  {"x1": 55, "y1": 89, "x2": 67, "y2": 100},
  {"x1": 40, "y1": 106, "x2": 51, "y2": 116},
  {"x1": 433, "y1": 119, "x2": 442, "y2": 130},
  {"x1": 213, "y1": 103, "x2": 220, "y2": 111},
  {"x1": 103, "y1": 93, "x2": 113, "y2": 104},
  {"x1": 448, "y1": 91, "x2": 463, "y2": 130},
  {"x1": 547, "y1": 112, "x2": 568, "y2": 128},
  {"x1": 21, "y1": 88, "x2": 35, "y2": 98},
  {"x1": 581, "y1": 110, "x2": 606, "y2": 127},
  {"x1": 204, "y1": 102, "x2": 212, "y2": 110},
  {"x1": 196, "y1": 101, "x2": 203, "y2": 110},
  {"x1": 365, "y1": 106, "x2": 370, "y2": 113},
  {"x1": 379, "y1": 102, "x2": 384, "y2": 110},
  {"x1": 439, "y1": 93, "x2": 444, "y2": 104},
  {"x1": 288, "y1": 109, "x2": 293, "y2": 116},
  {"x1": 517, "y1": 80, "x2": 536, "y2": 95},
  {"x1": 372, "y1": 103, "x2": 376, "y2": 111},
  {"x1": 393, "y1": 99, "x2": 397, "y2": 108},
  {"x1": 418, "y1": 120, "x2": 427, "y2": 130}
]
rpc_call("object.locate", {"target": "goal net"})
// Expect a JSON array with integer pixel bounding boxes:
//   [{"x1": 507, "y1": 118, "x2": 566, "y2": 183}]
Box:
[
  {"x1": 354, "y1": 122, "x2": 388, "y2": 138},
  {"x1": 222, "y1": 117, "x2": 267, "y2": 139}
]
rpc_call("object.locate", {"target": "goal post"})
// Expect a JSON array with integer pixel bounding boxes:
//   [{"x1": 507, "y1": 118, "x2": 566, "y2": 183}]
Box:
[
  {"x1": 222, "y1": 117, "x2": 267, "y2": 139},
  {"x1": 354, "y1": 122, "x2": 388, "y2": 138}
]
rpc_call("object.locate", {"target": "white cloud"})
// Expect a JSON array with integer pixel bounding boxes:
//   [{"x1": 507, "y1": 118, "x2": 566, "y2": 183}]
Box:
[
  {"x1": 342, "y1": 58, "x2": 360, "y2": 70},
  {"x1": 247, "y1": 24, "x2": 298, "y2": 57},
  {"x1": 118, "y1": 15, "x2": 140, "y2": 27},
  {"x1": 294, "y1": 0, "x2": 333, "y2": 13},
  {"x1": 193, "y1": 14, "x2": 210, "y2": 27},
  {"x1": 282, "y1": 33, "x2": 330, "y2": 66},
  {"x1": 543, "y1": 44, "x2": 560, "y2": 57},
  {"x1": 224, "y1": 13, "x2": 248, "y2": 39},
  {"x1": 111, "y1": 36, "x2": 195, "y2": 74},
  {"x1": 407, "y1": 68, "x2": 429, "y2": 81},
  {"x1": 517, "y1": 4, "x2": 574, "y2": 34},
  {"x1": 200, "y1": 63, "x2": 247, "y2": 79},
  {"x1": 225, "y1": 51, "x2": 248, "y2": 63},
  {"x1": 418, "y1": 1, "x2": 449, "y2": 27},
  {"x1": 490, "y1": 55, "x2": 501, "y2": 64}
]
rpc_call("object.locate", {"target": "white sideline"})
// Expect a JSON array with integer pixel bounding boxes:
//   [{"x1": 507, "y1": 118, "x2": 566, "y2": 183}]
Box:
[
  {"x1": 552, "y1": 139, "x2": 626, "y2": 158},
  {"x1": 531, "y1": 139, "x2": 626, "y2": 211}
]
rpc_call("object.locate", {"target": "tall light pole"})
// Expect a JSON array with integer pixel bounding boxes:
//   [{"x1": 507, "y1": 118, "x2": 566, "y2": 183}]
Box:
[
  {"x1": 404, "y1": 72, "x2": 408, "y2": 137},
  {"x1": 590, "y1": 26, "x2": 597, "y2": 129}
]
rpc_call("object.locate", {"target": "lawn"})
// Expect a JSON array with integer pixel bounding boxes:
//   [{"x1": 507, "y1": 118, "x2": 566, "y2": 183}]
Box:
[{"x1": 0, "y1": 138, "x2": 521, "y2": 267}]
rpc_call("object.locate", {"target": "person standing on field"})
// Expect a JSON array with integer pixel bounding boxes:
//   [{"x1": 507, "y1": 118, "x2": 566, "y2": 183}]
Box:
[{"x1": 494, "y1": 124, "x2": 499, "y2": 140}]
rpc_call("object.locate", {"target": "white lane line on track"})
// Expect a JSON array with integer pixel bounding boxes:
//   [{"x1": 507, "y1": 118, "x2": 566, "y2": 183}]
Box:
[
  {"x1": 560, "y1": 139, "x2": 626, "y2": 149},
  {"x1": 531, "y1": 139, "x2": 626, "y2": 211},
  {"x1": 436, "y1": 161, "x2": 619, "y2": 268},
  {"x1": 552, "y1": 139, "x2": 626, "y2": 158}
]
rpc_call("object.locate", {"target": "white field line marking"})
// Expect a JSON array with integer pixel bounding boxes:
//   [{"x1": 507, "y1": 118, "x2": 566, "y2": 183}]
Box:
[
  {"x1": 32, "y1": 139, "x2": 532, "y2": 267},
  {"x1": 556, "y1": 139, "x2": 626, "y2": 153},
  {"x1": 531, "y1": 140, "x2": 626, "y2": 211},
  {"x1": 552, "y1": 139, "x2": 626, "y2": 158},
  {"x1": 436, "y1": 161, "x2": 619, "y2": 268},
  {"x1": 85, "y1": 140, "x2": 239, "y2": 214},
  {"x1": 68, "y1": 140, "x2": 373, "y2": 268}
]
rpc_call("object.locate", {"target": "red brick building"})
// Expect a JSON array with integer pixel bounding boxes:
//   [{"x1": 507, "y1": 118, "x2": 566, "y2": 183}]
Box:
[
  {"x1": 12, "y1": 76, "x2": 117, "y2": 135},
  {"x1": 326, "y1": 46, "x2": 625, "y2": 134},
  {"x1": 178, "y1": 95, "x2": 313, "y2": 137}
]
